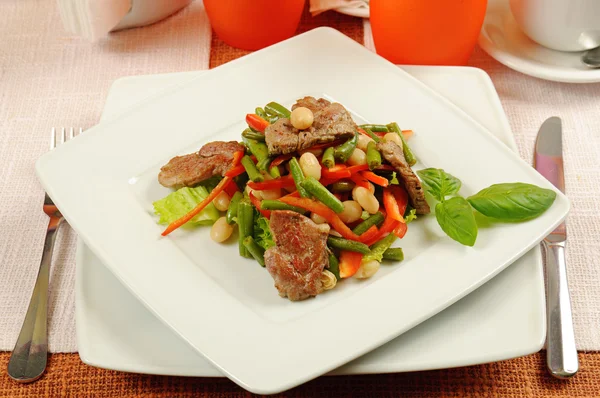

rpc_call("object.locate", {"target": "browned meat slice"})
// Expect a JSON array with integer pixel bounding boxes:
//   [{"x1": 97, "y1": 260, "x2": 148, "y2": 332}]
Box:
[
  {"x1": 377, "y1": 141, "x2": 431, "y2": 215},
  {"x1": 265, "y1": 97, "x2": 356, "y2": 155},
  {"x1": 158, "y1": 141, "x2": 244, "y2": 189},
  {"x1": 264, "y1": 210, "x2": 329, "y2": 301}
]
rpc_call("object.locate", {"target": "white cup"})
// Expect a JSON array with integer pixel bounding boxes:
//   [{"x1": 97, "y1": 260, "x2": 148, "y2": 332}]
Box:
[{"x1": 509, "y1": 0, "x2": 600, "y2": 52}]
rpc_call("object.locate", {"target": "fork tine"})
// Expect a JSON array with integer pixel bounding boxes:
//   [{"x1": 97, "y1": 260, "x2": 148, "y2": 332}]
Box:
[
  {"x1": 69, "y1": 127, "x2": 74, "y2": 140},
  {"x1": 79, "y1": 127, "x2": 83, "y2": 136},
  {"x1": 60, "y1": 128, "x2": 66, "y2": 145},
  {"x1": 50, "y1": 128, "x2": 56, "y2": 150}
]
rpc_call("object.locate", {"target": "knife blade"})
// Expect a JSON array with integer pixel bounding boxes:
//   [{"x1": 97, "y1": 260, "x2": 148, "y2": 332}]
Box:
[{"x1": 534, "y1": 116, "x2": 578, "y2": 379}]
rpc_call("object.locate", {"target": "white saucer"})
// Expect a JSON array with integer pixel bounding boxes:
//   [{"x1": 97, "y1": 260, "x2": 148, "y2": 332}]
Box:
[
  {"x1": 76, "y1": 66, "x2": 546, "y2": 378},
  {"x1": 478, "y1": 0, "x2": 600, "y2": 83}
]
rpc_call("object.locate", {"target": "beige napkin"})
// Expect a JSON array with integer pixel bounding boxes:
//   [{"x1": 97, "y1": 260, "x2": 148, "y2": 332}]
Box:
[{"x1": 309, "y1": 0, "x2": 369, "y2": 16}]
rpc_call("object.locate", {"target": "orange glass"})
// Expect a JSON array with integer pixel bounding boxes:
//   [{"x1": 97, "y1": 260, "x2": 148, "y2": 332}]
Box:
[
  {"x1": 370, "y1": 0, "x2": 488, "y2": 65},
  {"x1": 204, "y1": 0, "x2": 306, "y2": 51}
]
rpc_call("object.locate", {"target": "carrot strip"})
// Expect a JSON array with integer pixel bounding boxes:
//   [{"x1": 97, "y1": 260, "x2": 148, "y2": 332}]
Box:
[
  {"x1": 402, "y1": 129, "x2": 413, "y2": 140},
  {"x1": 247, "y1": 176, "x2": 295, "y2": 190},
  {"x1": 162, "y1": 151, "x2": 244, "y2": 236},
  {"x1": 339, "y1": 250, "x2": 364, "y2": 278},
  {"x1": 349, "y1": 174, "x2": 370, "y2": 189},
  {"x1": 361, "y1": 171, "x2": 389, "y2": 187},
  {"x1": 321, "y1": 165, "x2": 351, "y2": 180},
  {"x1": 347, "y1": 164, "x2": 370, "y2": 174},
  {"x1": 246, "y1": 114, "x2": 269, "y2": 132},
  {"x1": 249, "y1": 191, "x2": 270, "y2": 218}
]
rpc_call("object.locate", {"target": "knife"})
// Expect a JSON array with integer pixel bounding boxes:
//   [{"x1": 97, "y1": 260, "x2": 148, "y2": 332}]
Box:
[{"x1": 534, "y1": 117, "x2": 578, "y2": 379}]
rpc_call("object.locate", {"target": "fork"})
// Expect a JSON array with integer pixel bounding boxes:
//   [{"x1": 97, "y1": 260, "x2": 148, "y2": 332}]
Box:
[{"x1": 7, "y1": 128, "x2": 82, "y2": 383}]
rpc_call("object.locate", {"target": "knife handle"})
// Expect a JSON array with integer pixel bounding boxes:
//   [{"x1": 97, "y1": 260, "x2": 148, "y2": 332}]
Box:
[{"x1": 543, "y1": 241, "x2": 578, "y2": 378}]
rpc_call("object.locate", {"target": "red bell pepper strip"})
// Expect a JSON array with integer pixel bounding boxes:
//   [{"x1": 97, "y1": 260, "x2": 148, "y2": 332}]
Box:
[
  {"x1": 349, "y1": 173, "x2": 370, "y2": 189},
  {"x1": 393, "y1": 222, "x2": 408, "y2": 239},
  {"x1": 224, "y1": 180, "x2": 239, "y2": 197},
  {"x1": 346, "y1": 164, "x2": 370, "y2": 174},
  {"x1": 246, "y1": 114, "x2": 270, "y2": 132},
  {"x1": 361, "y1": 171, "x2": 389, "y2": 187},
  {"x1": 162, "y1": 151, "x2": 244, "y2": 236},
  {"x1": 339, "y1": 250, "x2": 364, "y2": 278},
  {"x1": 249, "y1": 191, "x2": 270, "y2": 218},
  {"x1": 383, "y1": 188, "x2": 403, "y2": 222},
  {"x1": 224, "y1": 165, "x2": 246, "y2": 178},
  {"x1": 247, "y1": 176, "x2": 296, "y2": 190},
  {"x1": 358, "y1": 225, "x2": 380, "y2": 244},
  {"x1": 321, "y1": 165, "x2": 351, "y2": 180},
  {"x1": 279, "y1": 197, "x2": 360, "y2": 241},
  {"x1": 390, "y1": 185, "x2": 409, "y2": 216},
  {"x1": 363, "y1": 216, "x2": 401, "y2": 246},
  {"x1": 271, "y1": 154, "x2": 292, "y2": 167}
]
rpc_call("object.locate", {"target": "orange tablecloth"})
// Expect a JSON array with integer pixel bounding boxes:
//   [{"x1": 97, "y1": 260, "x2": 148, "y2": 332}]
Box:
[{"x1": 2, "y1": 4, "x2": 599, "y2": 398}]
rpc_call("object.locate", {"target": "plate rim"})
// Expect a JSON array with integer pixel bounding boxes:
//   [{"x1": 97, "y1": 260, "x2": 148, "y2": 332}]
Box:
[{"x1": 38, "y1": 28, "x2": 567, "y2": 394}]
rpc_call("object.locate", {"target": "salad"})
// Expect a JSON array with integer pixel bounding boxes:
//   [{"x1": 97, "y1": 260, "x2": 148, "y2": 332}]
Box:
[{"x1": 154, "y1": 96, "x2": 556, "y2": 301}]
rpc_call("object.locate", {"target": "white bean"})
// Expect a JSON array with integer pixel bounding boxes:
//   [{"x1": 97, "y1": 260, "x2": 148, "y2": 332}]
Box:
[
  {"x1": 352, "y1": 186, "x2": 379, "y2": 214},
  {"x1": 299, "y1": 148, "x2": 323, "y2": 158},
  {"x1": 316, "y1": 223, "x2": 331, "y2": 235},
  {"x1": 299, "y1": 152, "x2": 322, "y2": 180},
  {"x1": 347, "y1": 148, "x2": 367, "y2": 166},
  {"x1": 290, "y1": 106, "x2": 314, "y2": 130},
  {"x1": 339, "y1": 200, "x2": 363, "y2": 224},
  {"x1": 260, "y1": 188, "x2": 282, "y2": 200},
  {"x1": 245, "y1": 185, "x2": 262, "y2": 199},
  {"x1": 210, "y1": 217, "x2": 233, "y2": 243},
  {"x1": 311, "y1": 212, "x2": 327, "y2": 224},
  {"x1": 357, "y1": 134, "x2": 374, "y2": 152},
  {"x1": 321, "y1": 270, "x2": 337, "y2": 290},
  {"x1": 354, "y1": 260, "x2": 380, "y2": 279},
  {"x1": 212, "y1": 191, "x2": 230, "y2": 212},
  {"x1": 383, "y1": 132, "x2": 403, "y2": 148}
]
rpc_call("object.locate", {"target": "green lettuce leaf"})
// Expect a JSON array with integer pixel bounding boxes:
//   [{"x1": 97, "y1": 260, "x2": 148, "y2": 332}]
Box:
[
  {"x1": 153, "y1": 186, "x2": 219, "y2": 227},
  {"x1": 253, "y1": 215, "x2": 275, "y2": 250},
  {"x1": 404, "y1": 208, "x2": 417, "y2": 224}
]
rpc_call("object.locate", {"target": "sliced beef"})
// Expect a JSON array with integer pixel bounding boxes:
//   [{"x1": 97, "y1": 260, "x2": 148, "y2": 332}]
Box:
[
  {"x1": 377, "y1": 141, "x2": 431, "y2": 215},
  {"x1": 158, "y1": 141, "x2": 244, "y2": 189},
  {"x1": 264, "y1": 210, "x2": 329, "y2": 301},
  {"x1": 265, "y1": 97, "x2": 356, "y2": 155}
]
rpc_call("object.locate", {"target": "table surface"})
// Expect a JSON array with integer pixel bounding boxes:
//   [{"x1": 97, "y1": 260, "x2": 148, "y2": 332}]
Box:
[{"x1": 1, "y1": 2, "x2": 600, "y2": 397}]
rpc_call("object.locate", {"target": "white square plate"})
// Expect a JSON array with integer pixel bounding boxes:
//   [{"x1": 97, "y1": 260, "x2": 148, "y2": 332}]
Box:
[
  {"x1": 37, "y1": 28, "x2": 568, "y2": 394},
  {"x1": 76, "y1": 66, "x2": 547, "y2": 376}
]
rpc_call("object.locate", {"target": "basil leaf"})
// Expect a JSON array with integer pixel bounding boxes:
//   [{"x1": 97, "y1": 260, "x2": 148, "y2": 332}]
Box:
[
  {"x1": 467, "y1": 183, "x2": 556, "y2": 221},
  {"x1": 435, "y1": 197, "x2": 477, "y2": 246},
  {"x1": 416, "y1": 168, "x2": 462, "y2": 202}
]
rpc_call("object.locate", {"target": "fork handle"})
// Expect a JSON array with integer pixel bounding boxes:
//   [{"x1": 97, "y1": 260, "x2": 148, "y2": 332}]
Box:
[
  {"x1": 7, "y1": 217, "x2": 64, "y2": 383},
  {"x1": 543, "y1": 240, "x2": 579, "y2": 379}
]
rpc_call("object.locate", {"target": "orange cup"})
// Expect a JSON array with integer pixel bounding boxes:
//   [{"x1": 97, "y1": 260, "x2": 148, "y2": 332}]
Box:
[
  {"x1": 370, "y1": 0, "x2": 488, "y2": 65},
  {"x1": 204, "y1": 0, "x2": 306, "y2": 51}
]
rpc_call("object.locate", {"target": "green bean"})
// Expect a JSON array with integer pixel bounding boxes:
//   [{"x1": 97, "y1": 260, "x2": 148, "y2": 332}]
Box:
[
  {"x1": 352, "y1": 212, "x2": 385, "y2": 235},
  {"x1": 366, "y1": 141, "x2": 382, "y2": 170},
  {"x1": 382, "y1": 247, "x2": 404, "y2": 262},
  {"x1": 255, "y1": 107, "x2": 268, "y2": 120},
  {"x1": 321, "y1": 146, "x2": 335, "y2": 169},
  {"x1": 244, "y1": 138, "x2": 270, "y2": 164},
  {"x1": 269, "y1": 165, "x2": 281, "y2": 179},
  {"x1": 359, "y1": 124, "x2": 389, "y2": 132},
  {"x1": 387, "y1": 122, "x2": 417, "y2": 166},
  {"x1": 264, "y1": 102, "x2": 291, "y2": 119},
  {"x1": 260, "y1": 200, "x2": 307, "y2": 214},
  {"x1": 241, "y1": 155, "x2": 263, "y2": 182},
  {"x1": 242, "y1": 128, "x2": 266, "y2": 142},
  {"x1": 243, "y1": 236, "x2": 266, "y2": 266},
  {"x1": 364, "y1": 233, "x2": 397, "y2": 262},
  {"x1": 334, "y1": 133, "x2": 358, "y2": 163},
  {"x1": 289, "y1": 157, "x2": 310, "y2": 198},
  {"x1": 327, "y1": 236, "x2": 371, "y2": 254},
  {"x1": 330, "y1": 181, "x2": 355, "y2": 193},
  {"x1": 363, "y1": 128, "x2": 381, "y2": 143},
  {"x1": 226, "y1": 191, "x2": 243, "y2": 224},
  {"x1": 328, "y1": 252, "x2": 341, "y2": 280},
  {"x1": 256, "y1": 156, "x2": 273, "y2": 172},
  {"x1": 301, "y1": 177, "x2": 344, "y2": 213},
  {"x1": 237, "y1": 199, "x2": 254, "y2": 258}
]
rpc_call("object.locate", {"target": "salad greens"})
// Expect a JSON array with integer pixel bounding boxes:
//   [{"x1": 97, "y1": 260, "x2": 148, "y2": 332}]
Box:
[
  {"x1": 153, "y1": 186, "x2": 219, "y2": 227},
  {"x1": 417, "y1": 168, "x2": 557, "y2": 246},
  {"x1": 253, "y1": 214, "x2": 275, "y2": 250}
]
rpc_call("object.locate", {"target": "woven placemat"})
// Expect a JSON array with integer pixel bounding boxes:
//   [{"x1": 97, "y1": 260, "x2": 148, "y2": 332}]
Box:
[
  {"x1": 1, "y1": 352, "x2": 599, "y2": 397},
  {"x1": 2, "y1": 4, "x2": 598, "y2": 397}
]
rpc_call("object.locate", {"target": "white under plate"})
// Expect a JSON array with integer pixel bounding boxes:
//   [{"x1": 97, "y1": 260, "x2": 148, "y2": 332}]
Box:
[
  {"x1": 479, "y1": 0, "x2": 600, "y2": 83},
  {"x1": 77, "y1": 66, "x2": 547, "y2": 377},
  {"x1": 37, "y1": 28, "x2": 568, "y2": 394}
]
